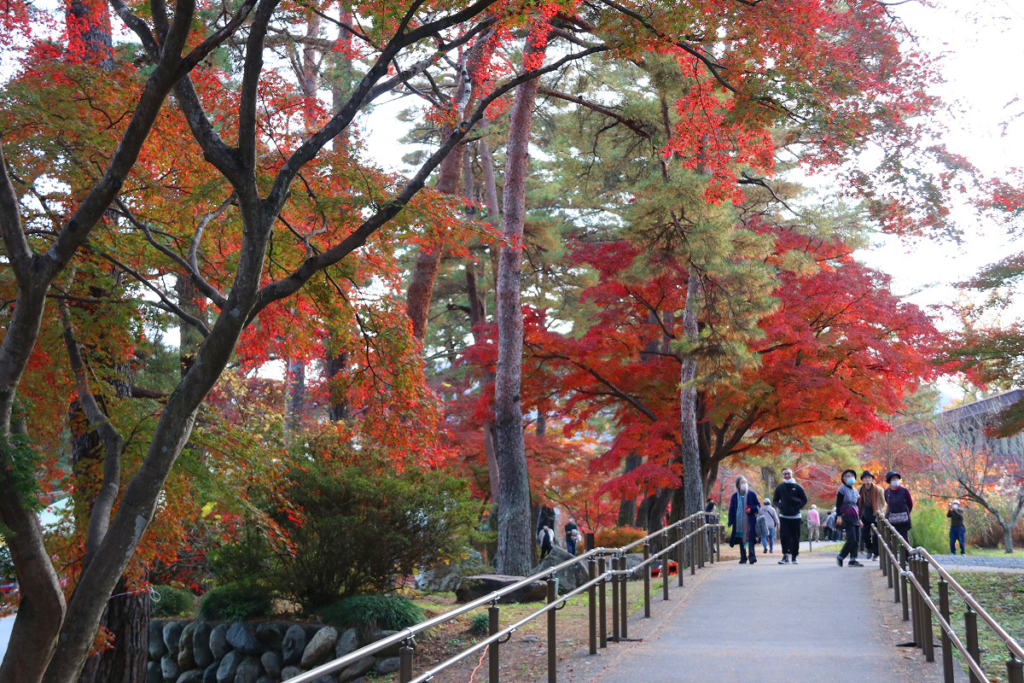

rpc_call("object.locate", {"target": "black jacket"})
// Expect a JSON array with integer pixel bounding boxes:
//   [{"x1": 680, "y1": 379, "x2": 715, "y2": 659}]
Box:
[{"x1": 772, "y1": 481, "x2": 808, "y2": 518}]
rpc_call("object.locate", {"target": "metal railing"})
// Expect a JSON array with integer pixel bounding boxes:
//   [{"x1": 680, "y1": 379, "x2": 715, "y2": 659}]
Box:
[
  {"x1": 873, "y1": 518, "x2": 1024, "y2": 683},
  {"x1": 287, "y1": 511, "x2": 724, "y2": 683}
]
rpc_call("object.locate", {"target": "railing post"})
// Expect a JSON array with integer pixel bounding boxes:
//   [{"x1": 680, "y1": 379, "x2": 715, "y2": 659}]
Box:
[
  {"x1": 399, "y1": 639, "x2": 414, "y2": 683},
  {"x1": 879, "y1": 527, "x2": 887, "y2": 578},
  {"x1": 698, "y1": 525, "x2": 705, "y2": 569},
  {"x1": 587, "y1": 557, "x2": 597, "y2": 656},
  {"x1": 900, "y1": 544, "x2": 910, "y2": 622},
  {"x1": 619, "y1": 555, "x2": 629, "y2": 639},
  {"x1": 611, "y1": 555, "x2": 620, "y2": 643},
  {"x1": 488, "y1": 603, "x2": 500, "y2": 683},
  {"x1": 890, "y1": 529, "x2": 899, "y2": 602},
  {"x1": 966, "y1": 607, "x2": 981, "y2": 683},
  {"x1": 677, "y1": 525, "x2": 685, "y2": 587},
  {"x1": 598, "y1": 556, "x2": 607, "y2": 649},
  {"x1": 1008, "y1": 653, "x2": 1024, "y2": 683},
  {"x1": 690, "y1": 524, "x2": 696, "y2": 577},
  {"x1": 938, "y1": 579, "x2": 953, "y2": 683},
  {"x1": 709, "y1": 523, "x2": 715, "y2": 565},
  {"x1": 663, "y1": 528, "x2": 671, "y2": 601},
  {"x1": 921, "y1": 558, "x2": 934, "y2": 662},
  {"x1": 547, "y1": 576, "x2": 557, "y2": 683},
  {"x1": 911, "y1": 556, "x2": 923, "y2": 651},
  {"x1": 642, "y1": 542, "x2": 651, "y2": 618}
]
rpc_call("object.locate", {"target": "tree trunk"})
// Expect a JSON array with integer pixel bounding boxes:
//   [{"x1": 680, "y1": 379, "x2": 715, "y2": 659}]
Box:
[
  {"x1": 1004, "y1": 523, "x2": 1015, "y2": 554},
  {"x1": 78, "y1": 579, "x2": 148, "y2": 683},
  {"x1": 284, "y1": 358, "x2": 305, "y2": 434},
  {"x1": 493, "y1": 36, "x2": 545, "y2": 576},
  {"x1": 679, "y1": 269, "x2": 703, "y2": 519},
  {"x1": 617, "y1": 453, "x2": 642, "y2": 526}
]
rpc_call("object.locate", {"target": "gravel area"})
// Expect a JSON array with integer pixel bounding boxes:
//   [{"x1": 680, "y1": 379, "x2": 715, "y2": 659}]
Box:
[{"x1": 932, "y1": 554, "x2": 1024, "y2": 569}]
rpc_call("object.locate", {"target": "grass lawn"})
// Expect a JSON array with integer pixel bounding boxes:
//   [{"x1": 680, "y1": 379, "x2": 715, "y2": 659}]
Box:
[
  {"x1": 956, "y1": 547, "x2": 1024, "y2": 559},
  {"x1": 944, "y1": 571, "x2": 1024, "y2": 683}
]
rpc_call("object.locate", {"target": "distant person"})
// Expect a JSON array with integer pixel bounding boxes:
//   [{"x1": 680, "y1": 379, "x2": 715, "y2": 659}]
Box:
[
  {"x1": 772, "y1": 466, "x2": 808, "y2": 565},
  {"x1": 758, "y1": 499, "x2": 780, "y2": 554},
  {"x1": 948, "y1": 501, "x2": 966, "y2": 555},
  {"x1": 858, "y1": 470, "x2": 885, "y2": 561},
  {"x1": 728, "y1": 476, "x2": 761, "y2": 565},
  {"x1": 835, "y1": 469, "x2": 864, "y2": 567},
  {"x1": 808, "y1": 505, "x2": 821, "y2": 543},
  {"x1": 538, "y1": 525, "x2": 554, "y2": 559},
  {"x1": 824, "y1": 507, "x2": 837, "y2": 541},
  {"x1": 705, "y1": 498, "x2": 717, "y2": 548},
  {"x1": 884, "y1": 471, "x2": 913, "y2": 542},
  {"x1": 564, "y1": 518, "x2": 579, "y2": 555}
]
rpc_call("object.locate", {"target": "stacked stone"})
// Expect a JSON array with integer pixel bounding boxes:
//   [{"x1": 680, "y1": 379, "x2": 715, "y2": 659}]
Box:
[{"x1": 148, "y1": 620, "x2": 403, "y2": 683}]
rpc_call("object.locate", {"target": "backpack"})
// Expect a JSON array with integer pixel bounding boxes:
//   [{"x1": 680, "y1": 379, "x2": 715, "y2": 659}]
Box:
[{"x1": 756, "y1": 515, "x2": 768, "y2": 537}]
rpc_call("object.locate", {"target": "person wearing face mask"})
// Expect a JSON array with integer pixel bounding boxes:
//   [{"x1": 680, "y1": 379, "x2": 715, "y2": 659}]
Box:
[
  {"x1": 858, "y1": 471, "x2": 885, "y2": 561},
  {"x1": 728, "y1": 476, "x2": 761, "y2": 564},
  {"x1": 772, "y1": 467, "x2": 808, "y2": 564},
  {"x1": 884, "y1": 471, "x2": 914, "y2": 542},
  {"x1": 947, "y1": 501, "x2": 966, "y2": 555},
  {"x1": 835, "y1": 469, "x2": 864, "y2": 567},
  {"x1": 807, "y1": 504, "x2": 821, "y2": 544}
]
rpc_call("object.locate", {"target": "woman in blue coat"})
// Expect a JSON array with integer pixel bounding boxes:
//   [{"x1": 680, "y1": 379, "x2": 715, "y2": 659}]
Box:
[{"x1": 728, "y1": 476, "x2": 761, "y2": 564}]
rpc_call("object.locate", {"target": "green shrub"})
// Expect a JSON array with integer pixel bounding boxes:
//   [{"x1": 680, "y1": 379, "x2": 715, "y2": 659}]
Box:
[
  {"x1": 269, "y1": 460, "x2": 479, "y2": 610},
  {"x1": 468, "y1": 612, "x2": 489, "y2": 636},
  {"x1": 151, "y1": 585, "x2": 197, "y2": 618},
  {"x1": 316, "y1": 594, "x2": 423, "y2": 637},
  {"x1": 908, "y1": 499, "x2": 948, "y2": 554},
  {"x1": 199, "y1": 583, "x2": 273, "y2": 621}
]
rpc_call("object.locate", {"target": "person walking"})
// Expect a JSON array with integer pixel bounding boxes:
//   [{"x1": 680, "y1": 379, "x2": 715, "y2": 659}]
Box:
[
  {"x1": 758, "y1": 499, "x2": 780, "y2": 553},
  {"x1": 824, "y1": 507, "x2": 837, "y2": 541},
  {"x1": 538, "y1": 525, "x2": 554, "y2": 559},
  {"x1": 858, "y1": 471, "x2": 885, "y2": 561},
  {"x1": 564, "y1": 518, "x2": 579, "y2": 555},
  {"x1": 948, "y1": 501, "x2": 966, "y2": 555},
  {"x1": 835, "y1": 469, "x2": 864, "y2": 567},
  {"x1": 808, "y1": 505, "x2": 821, "y2": 544},
  {"x1": 728, "y1": 476, "x2": 761, "y2": 565},
  {"x1": 772, "y1": 466, "x2": 808, "y2": 565},
  {"x1": 884, "y1": 471, "x2": 913, "y2": 542},
  {"x1": 705, "y1": 498, "x2": 717, "y2": 549}
]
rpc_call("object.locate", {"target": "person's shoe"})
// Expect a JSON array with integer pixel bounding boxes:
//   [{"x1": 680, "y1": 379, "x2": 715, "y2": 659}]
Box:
[
  {"x1": 779, "y1": 555, "x2": 789, "y2": 564},
  {"x1": 739, "y1": 558, "x2": 747, "y2": 564},
  {"x1": 848, "y1": 560, "x2": 864, "y2": 567},
  {"x1": 836, "y1": 555, "x2": 844, "y2": 567},
  {"x1": 792, "y1": 558, "x2": 799, "y2": 565},
  {"x1": 750, "y1": 558, "x2": 757, "y2": 564}
]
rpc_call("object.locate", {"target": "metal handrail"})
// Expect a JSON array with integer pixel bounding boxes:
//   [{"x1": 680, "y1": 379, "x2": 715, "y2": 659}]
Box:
[
  {"x1": 873, "y1": 518, "x2": 1024, "y2": 683},
  {"x1": 287, "y1": 514, "x2": 722, "y2": 683}
]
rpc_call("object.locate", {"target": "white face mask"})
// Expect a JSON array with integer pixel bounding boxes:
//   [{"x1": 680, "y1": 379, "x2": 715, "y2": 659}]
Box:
[
  {"x1": 890, "y1": 480, "x2": 901, "y2": 489},
  {"x1": 739, "y1": 484, "x2": 748, "y2": 493},
  {"x1": 783, "y1": 474, "x2": 793, "y2": 482}
]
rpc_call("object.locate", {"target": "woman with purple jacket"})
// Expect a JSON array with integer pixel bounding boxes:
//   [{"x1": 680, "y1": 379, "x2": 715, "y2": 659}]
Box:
[
  {"x1": 728, "y1": 476, "x2": 761, "y2": 565},
  {"x1": 884, "y1": 471, "x2": 914, "y2": 542}
]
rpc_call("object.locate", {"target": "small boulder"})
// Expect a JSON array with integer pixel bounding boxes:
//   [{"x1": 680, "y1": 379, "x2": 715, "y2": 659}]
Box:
[
  {"x1": 256, "y1": 623, "x2": 285, "y2": 650},
  {"x1": 374, "y1": 657, "x2": 401, "y2": 675},
  {"x1": 455, "y1": 575, "x2": 547, "y2": 604},
  {"x1": 366, "y1": 631, "x2": 402, "y2": 658},
  {"x1": 226, "y1": 622, "x2": 262, "y2": 656},
  {"x1": 177, "y1": 622, "x2": 197, "y2": 671},
  {"x1": 176, "y1": 672, "x2": 203, "y2": 683},
  {"x1": 193, "y1": 622, "x2": 214, "y2": 669},
  {"x1": 281, "y1": 625, "x2": 306, "y2": 665},
  {"x1": 301, "y1": 626, "x2": 339, "y2": 669},
  {"x1": 281, "y1": 665, "x2": 302, "y2": 681},
  {"x1": 528, "y1": 546, "x2": 589, "y2": 593},
  {"x1": 337, "y1": 656, "x2": 374, "y2": 682},
  {"x1": 216, "y1": 650, "x2": 242, "y2": 683},
  {"x1": 203, "y1": 662, "x2": 218, "y2": 683},
  {"x1": 150, "y1": 621, "x2": 168, "y2": 659},
  {"x1": 234, "y1": 656, "x2": 262, "y2": 683},
  {"x1": 260, "y1": 651, "x2": 281, "y2": 679},
  {"x1": 312, "y1": 677, "x2": 337, "y2": 683},
  {"x1": 255, "y1": 678, "x2": 275, "y2": 683},
  {"x1": 147, "y1": 660, "x2": 162, "y2": 683},
  {"x1": 210, "y1": 624, "x2": 230, "y2": 660},
  {"x1": 164, "y1": 622, "x2": 186, "y2": 656},
  {"x1": 161, "y1": 654, "x2": 180, "y2": 682},
  {"x1": 333, "y1": 628, "x2": 360, "y2": 659}
]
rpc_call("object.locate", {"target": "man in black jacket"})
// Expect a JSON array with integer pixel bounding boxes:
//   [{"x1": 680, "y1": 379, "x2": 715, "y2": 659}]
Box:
[{"x1": 772, "y1": 467, "x2": 809, "y2": 565}]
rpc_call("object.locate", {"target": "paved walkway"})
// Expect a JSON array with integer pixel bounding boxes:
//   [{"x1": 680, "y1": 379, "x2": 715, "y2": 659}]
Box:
[{"x1": 589, "y1": 551, "x2": 928, "y2": 683}]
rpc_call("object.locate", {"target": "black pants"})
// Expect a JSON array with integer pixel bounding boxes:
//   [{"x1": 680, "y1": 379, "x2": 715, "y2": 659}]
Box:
[
  {"x1": 779, "y1": 517, "x2": 802, "y2": 559},
  {"x1": 893, "y1": 523, "x2": 911, "y2": 543},
  {"x1": 739, "y1": 536, "x2": 757, "y2": 563},
  {"x1": 861, "y1": 515, "x2": 878, "y2": 555},
  {"x1": 839, "y1": 524, "x2": 860, "y2": 560}
]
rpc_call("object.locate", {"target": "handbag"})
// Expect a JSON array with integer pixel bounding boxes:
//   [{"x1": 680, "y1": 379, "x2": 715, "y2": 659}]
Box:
[
  {"x1": 888, "y1": 511, "x2": 910, "y2": 525},
  {"x1": 836, "y1": 515, "x2": 844, "y2": 528}
]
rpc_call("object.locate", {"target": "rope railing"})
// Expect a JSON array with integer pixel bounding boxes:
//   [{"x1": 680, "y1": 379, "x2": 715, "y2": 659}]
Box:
[
  {"x1": 287, "y1": 510, "x2": 723, "y2": 683},
  {"x1": 873, "y1": 518, "x2": 1024, "y2": 683}
]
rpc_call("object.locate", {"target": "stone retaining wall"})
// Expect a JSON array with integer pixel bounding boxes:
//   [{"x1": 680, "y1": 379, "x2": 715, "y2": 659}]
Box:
[{"x1": 148, "y1": 619, "x2": 402, "y2": 683}]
